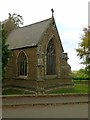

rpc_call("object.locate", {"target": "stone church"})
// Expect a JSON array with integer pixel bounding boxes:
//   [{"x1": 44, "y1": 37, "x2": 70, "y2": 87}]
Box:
[{"x1": 4, "y1": 14, "x2": 73, "y2": 93}]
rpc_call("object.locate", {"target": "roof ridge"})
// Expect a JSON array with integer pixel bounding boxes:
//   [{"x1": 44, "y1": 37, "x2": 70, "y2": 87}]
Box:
[
  {"x1": 20, "y1": 17, "x2": 52, "y2": 29},
  {"x1": 7, "y1": 17, "x2": 53, "y2": 49}
]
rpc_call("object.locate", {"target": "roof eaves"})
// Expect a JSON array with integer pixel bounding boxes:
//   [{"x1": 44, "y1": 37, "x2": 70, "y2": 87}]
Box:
[{"x1": 9, "y1": 44, "x2": 38, "y2": 50}]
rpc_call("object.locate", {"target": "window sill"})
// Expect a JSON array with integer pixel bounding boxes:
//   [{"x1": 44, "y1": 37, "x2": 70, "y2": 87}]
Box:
[
  {"x1": 17, "y1": 76, "x2": 28, "y2": 79},
  {"x1": 45, "y1": 75, "x2": 57, "y2": 79}
]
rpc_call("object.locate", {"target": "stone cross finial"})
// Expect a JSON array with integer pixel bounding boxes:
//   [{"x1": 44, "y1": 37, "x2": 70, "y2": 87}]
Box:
[{"x1": 51, "y1": 8, "x2": 54, "y2": 17}]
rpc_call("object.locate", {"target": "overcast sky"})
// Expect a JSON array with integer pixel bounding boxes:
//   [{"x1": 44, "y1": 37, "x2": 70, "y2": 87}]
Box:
[{"x1": 0, "y1": 0, "x2": 89, "y2": 70}]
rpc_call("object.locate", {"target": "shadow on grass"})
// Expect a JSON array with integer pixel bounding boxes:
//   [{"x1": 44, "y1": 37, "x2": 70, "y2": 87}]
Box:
[{"x1": 2, "y1": 81, "x2": 89, "y2": 95}]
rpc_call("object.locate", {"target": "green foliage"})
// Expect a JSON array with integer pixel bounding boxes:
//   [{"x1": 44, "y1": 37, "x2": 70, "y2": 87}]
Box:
[
  {"x1": 76, "y1": 27, "x2": 90, "y2": 78},
  {"x1": 3, "y1": 13, "x2": 23, "y2": 35},
  {"x1": 72, "y1": 69, "x2": 89, "y2": 80},
  {"x1": 2, "y1": 24, "x2": 11, "y2": 79},
  {"x1": 2, "y1": 13, "x2": 24, "y2": 80}
]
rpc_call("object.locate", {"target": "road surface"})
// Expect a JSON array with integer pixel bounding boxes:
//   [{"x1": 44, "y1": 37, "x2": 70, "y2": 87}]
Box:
[
  {"x1": 2, "y1": 103, "x2": 88, "y2": 118},
  {"x1": 2, "y1": 94, "x2": 89, "y2": 118}
]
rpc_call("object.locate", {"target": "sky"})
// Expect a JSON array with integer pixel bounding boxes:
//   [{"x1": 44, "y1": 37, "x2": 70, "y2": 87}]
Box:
[{"x1": 0, "y1": 0, "x2": 89, "y2": 71}]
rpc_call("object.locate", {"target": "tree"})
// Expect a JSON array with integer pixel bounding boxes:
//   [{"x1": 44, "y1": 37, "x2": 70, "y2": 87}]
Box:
[
  {"x1": 3, "y1": 13, "x2": 23, "y2": 35},
  {"x1": 72, "y1": 69, "x2": 89, "y2": 80},
  {"x1": 76, "y1": 27, "x2": 90, "y2": 78},
  {"x1": 2, "y1": 24, "x2": 11, "y2": 79},
  {"x1": 2, "y1": 13, "x2": 23, "y2": 80}
]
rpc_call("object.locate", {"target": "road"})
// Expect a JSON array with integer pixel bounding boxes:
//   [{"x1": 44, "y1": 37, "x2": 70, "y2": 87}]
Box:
[
  {"x1": 2, "y1": 94, "x2": 89, "y2": 118},
  {"x1": 2, "y1": 103, "x2": 88, "y2": 118}
]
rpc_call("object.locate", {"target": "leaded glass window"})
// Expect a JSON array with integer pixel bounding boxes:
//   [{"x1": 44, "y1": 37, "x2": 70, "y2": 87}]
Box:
[
  {"x1": 46, "y1": 39, "x2": 56, "y2": 75},
  {"x1": 18, "y1": 51, "x2": 27, "y2": 76}
]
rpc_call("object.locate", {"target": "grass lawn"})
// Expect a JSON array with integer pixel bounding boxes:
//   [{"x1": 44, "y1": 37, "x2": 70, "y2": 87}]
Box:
[
  {"x1": 48, "y1": 83, "x2": 89, "y2": 94},
  {"x1": 2, "y1": 81, "x2": 89, "y2": 95},
  {"x1": 2, "y1": 89, "x2": 33, "y2": 95}
]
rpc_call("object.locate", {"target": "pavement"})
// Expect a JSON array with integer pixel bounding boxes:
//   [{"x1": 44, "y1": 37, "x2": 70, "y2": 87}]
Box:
[{"x1": 2, "y1": 93, "x2": 89, "y2": 106}]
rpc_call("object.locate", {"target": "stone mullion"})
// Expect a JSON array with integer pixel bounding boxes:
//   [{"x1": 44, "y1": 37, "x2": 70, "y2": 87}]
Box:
[
  {"x1": 57, "y1": 52, "x2": 61, "y2": 79},
  {"x1": 37, "y1": 45, "x2": 44, "y2": 81}
]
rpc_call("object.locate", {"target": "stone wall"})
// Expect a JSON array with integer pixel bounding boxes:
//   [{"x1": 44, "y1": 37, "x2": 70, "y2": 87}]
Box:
[
  {"x1": 37, "y1": 18, "x2": 72, "y2": 82},
  {"x1": 4, "y1": 47, "x2": 37, "y2": 89}
]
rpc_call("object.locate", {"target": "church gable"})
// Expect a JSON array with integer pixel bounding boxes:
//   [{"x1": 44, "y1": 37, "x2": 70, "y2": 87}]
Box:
[
  {"x1": 38, "y1": 17, "x2": 64, "y2": 53},
  {"x1": 49, "y1": 17, "x2": 64, "y2": 52},
  {"x1": 36, "y1": 16, "x2": 71, "y2": 81}
]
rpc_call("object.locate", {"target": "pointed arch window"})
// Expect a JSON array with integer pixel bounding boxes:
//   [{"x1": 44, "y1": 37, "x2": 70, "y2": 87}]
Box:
[
  {"x1": 18, "y1": 51, "x2": 27, "y2": 76},
  {"x1": 46, "y1": 39, "x2": 56, "y2": 75}
]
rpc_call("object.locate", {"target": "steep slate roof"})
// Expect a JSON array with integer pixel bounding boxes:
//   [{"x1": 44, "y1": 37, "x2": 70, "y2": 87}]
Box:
[{"x1": 7, "y1": 18, "x2": 52, "y2": 49}]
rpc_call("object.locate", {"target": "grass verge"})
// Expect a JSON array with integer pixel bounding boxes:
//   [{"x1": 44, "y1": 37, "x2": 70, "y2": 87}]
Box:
[
  {"x1": 2, "y1": 81, "x2": 89, "y2": 95},
  {"x1": 48, "y1": 83, "x2": 88, "y2": 94},
  {"x1": 2, "y1": 89, "x2": 33, "y2": 95}
]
